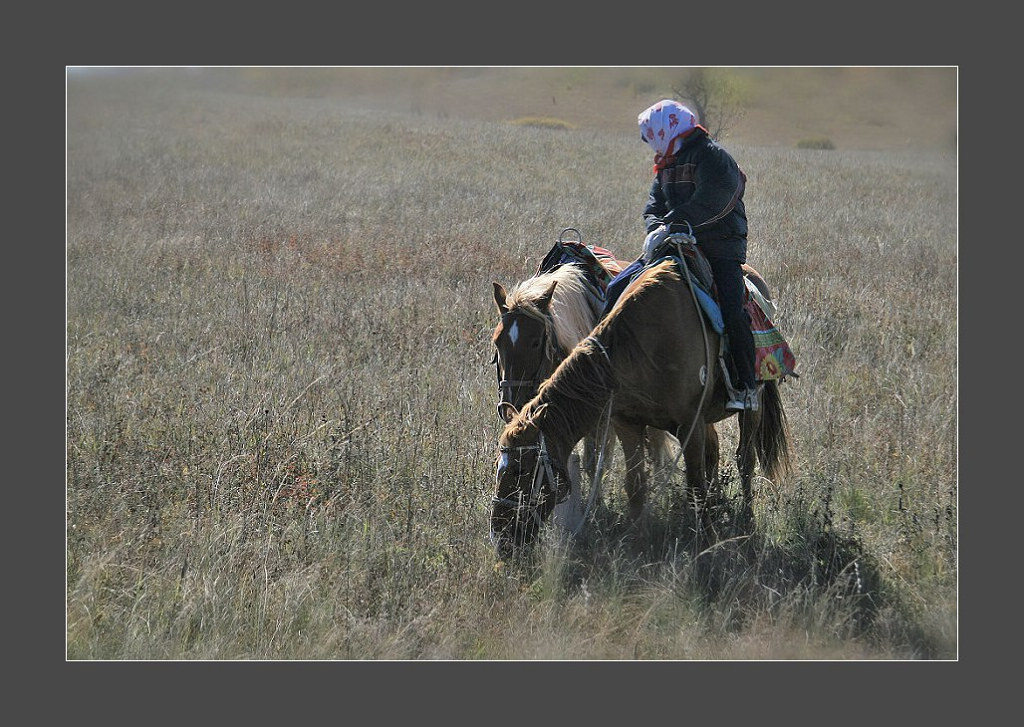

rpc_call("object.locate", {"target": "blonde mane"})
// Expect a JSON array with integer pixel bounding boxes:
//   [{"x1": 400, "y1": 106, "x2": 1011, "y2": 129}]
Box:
[{"x1": 504, "y1": 265, "x2": 602, "y2": 357}]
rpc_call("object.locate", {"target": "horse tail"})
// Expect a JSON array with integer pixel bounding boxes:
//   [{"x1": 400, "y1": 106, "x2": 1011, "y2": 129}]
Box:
[{"x1": 755, "y1": 380, "x2": 792, "y2": 482}]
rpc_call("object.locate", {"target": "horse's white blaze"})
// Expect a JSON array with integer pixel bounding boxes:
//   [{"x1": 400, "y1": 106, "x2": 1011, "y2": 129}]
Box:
[{"x1": 507, "y1": 319, "x2": 520, "y2": 345}]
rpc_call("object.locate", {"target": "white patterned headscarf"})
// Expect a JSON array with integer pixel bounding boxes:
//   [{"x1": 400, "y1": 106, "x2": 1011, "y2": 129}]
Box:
[{"x1": 638, "y1": 99, "x2": 699, "y2": 170}]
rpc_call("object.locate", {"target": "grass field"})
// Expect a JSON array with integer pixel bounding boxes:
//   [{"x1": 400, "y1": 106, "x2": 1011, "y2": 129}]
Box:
[{"x1": 66, "y1": 67, "x2": 957, "y2": 660}]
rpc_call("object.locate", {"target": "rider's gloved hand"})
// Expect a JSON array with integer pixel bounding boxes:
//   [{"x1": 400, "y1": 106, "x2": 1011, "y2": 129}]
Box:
[{"x1": 642, "y1": 224, "x2": 669, "y2": 263}]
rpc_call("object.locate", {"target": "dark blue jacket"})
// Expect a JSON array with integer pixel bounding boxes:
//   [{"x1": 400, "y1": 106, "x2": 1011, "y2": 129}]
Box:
[{"x1": 642, "y1": 128, "x2": 748, "y2": 254}]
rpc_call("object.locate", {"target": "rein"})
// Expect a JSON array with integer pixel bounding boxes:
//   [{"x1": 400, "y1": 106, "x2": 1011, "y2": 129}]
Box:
[
  {"x1": 573, "y1": 335, "x2": 615, "y2": 534},
  {"x1": 664, "y1": 231, "x2": 712, "y2": 469},
  {"x1": 583, "y1": 334, "x2": 610, "y2": 364}
]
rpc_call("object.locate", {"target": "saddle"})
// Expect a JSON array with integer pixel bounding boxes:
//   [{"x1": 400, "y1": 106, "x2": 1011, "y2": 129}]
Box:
[
  {"x1": 646, "y1": 232, "x2": 797, "y2": 382},
  {"x1": 537, "y1": 227, "x2": 622, "y2": 302}
]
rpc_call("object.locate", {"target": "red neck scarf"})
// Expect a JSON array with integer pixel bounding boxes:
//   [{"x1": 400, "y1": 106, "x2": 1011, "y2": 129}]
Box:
[{"x1": 653, "y1": 125, "x2": 707, "y2": 173}]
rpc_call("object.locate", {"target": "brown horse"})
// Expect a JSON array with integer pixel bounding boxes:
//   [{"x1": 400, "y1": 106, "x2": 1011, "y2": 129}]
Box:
[
  {"x1": 492, "y1": 263, "x2": 675, "y2": 530},
  {"x1": 490, "y1": 258, "x2": 791, "y2": 558}
]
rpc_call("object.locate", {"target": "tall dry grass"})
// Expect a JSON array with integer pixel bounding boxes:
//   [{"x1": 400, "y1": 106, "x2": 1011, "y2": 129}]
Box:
[{"x1": 66, "y1": 69, "x2": 956, "y2": 660}]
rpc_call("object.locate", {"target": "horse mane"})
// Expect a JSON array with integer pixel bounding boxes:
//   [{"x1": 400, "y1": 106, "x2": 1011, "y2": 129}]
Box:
[
  {"x1": 504, "y1": 265, "x2": 602, "y2": 356},
  {"x1": 501, "y1": 339, "x2": 618, "y2": 451},
  {"x1": 503, "y1": 261, "x2": 686, "y2": 448}
]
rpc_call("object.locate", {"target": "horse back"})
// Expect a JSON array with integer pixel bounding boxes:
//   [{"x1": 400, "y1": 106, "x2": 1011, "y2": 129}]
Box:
[{"x1": 598, "y1": 261, "x2": 717, "y2": 410}]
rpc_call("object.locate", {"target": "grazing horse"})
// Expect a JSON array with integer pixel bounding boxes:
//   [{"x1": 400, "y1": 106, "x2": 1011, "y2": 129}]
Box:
[
  {"x1": 492, "y1": 263, "x2": 673, "y2": 529},
  {"x1": 490, "y1": 258, "x2": 791, "y2": 559}
]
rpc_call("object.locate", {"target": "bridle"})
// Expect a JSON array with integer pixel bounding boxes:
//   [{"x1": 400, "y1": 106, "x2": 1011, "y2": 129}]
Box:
[
  {"x1": 490, "y1": 431, "x2": 560, "y2": 539},
  {"x1": 493, "y1": 310, "x2": 554, "y2": 421}
]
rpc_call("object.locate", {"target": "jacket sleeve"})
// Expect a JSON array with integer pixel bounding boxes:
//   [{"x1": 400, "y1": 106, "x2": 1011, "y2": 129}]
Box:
[
  {"x1": 662, "y1": 147, "x2": 745, "y2": 233},
  {"x1": 642, "y1": 177, "x2": 667, "y2": 232}
]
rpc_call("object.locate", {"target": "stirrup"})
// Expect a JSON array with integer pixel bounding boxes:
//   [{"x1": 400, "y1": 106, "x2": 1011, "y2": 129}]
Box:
[{"x1": 725, "y1": 387, "x2": 760, "y2": 411}]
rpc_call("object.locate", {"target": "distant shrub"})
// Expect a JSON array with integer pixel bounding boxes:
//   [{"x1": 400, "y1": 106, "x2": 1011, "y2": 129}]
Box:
[
  {"x1": 510, "y1": 116, "x2": 576, "y2": 131},
  {"x1": 797, "y1": 136, "x2": 836, "y2": 150}
]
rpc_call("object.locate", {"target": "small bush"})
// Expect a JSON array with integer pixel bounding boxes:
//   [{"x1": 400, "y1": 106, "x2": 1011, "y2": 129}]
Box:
[
  {"x1": 510, "y1": 116, "x2": 576, "y2": 131},
  {"x1": 797, "y1": 137, "x2": 836, "y2": 150}
]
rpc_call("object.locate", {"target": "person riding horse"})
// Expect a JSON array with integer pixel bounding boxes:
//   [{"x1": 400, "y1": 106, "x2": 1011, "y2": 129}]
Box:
[{"x1": 603, "y1": 99, "x2": 759, "y2": 411}]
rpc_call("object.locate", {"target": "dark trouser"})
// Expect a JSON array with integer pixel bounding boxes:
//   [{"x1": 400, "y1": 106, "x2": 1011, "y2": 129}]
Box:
[{"x1": 704, "y1": 242, "x2": 757, "y2": 390}]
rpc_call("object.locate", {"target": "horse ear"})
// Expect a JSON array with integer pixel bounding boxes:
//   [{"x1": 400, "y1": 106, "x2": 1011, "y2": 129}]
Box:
[
  {"x1": 493, "y1": 281, "x2": 509, "y2": 314},
  {"x1": 497, "y1": 401, "x2": 518, "y2": 423},
  {"x1": 536, "y1": 280, "x2": 558, "y2": 313},
  {"x1": 526, "y1": 402, "x2": 548, "y2": 427}
]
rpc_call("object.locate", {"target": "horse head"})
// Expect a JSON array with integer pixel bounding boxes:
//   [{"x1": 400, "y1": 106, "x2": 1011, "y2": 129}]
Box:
[
  {"x1": 489, "y1": 402, "x2": 574, "y2": 559},
  {"x1": 491, "y1": 279, "x2": 559, "y2": 422}
]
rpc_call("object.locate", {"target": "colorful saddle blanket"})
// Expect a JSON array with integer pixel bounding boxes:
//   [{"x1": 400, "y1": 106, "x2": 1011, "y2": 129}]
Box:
[{"x1": 745, "y1": 282, "x2": 797, "y2": 381}]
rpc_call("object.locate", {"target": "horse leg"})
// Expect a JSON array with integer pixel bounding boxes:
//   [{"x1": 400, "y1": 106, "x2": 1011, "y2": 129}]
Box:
[
  {"x1": 702, "y1": 424, "x2": 720, "y2": 510},
  {"x1": 582, "y1": 434, "x2": 597, "y2": 482},
  {"x1": 613, "y1": 421, "x2": 647, "y2": 523},
  {"x1": 681, "y1": 423, "x2": 715, "y2": 540},
  {"x1": 579, "y1": 422, "x2": 617, "y2": 514},
  {"x1": 552, "y1": 450, "x2": 584, "y2": 534},
  {"x1": 646, "y1": 427, "x2": 676, "y2": 488}
]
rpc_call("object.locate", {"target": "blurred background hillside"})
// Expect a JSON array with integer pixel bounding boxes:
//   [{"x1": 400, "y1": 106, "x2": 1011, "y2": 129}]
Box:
[{"x1": 68, "y1": 66, "x2": 957, "y2": 152}]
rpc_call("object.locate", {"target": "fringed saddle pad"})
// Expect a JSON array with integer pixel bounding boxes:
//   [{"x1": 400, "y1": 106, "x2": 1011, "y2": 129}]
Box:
[{"x1": 744, "y1": 277, "x2": 797, "y2": 381}]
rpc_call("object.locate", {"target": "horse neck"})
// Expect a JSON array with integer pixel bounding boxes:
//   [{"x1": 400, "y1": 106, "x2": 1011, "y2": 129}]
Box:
[{"x1": 533, "y1": 344, "x2": 616, "y2": 453}]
